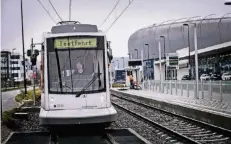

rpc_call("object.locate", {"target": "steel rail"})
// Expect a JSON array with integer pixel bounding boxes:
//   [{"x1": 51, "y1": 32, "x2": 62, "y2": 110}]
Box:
[
  {"x1": 112, "y1": 101, "x2": 200, "y2": 144},
  {"x1": 112, "y1": 94, "x2": 231, "y2": 143}
]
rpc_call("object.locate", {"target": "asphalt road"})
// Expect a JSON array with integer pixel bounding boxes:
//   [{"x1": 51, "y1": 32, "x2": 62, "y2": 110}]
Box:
[{"x1": 1, "y1": 86, "x2": 34, "y2": 112}]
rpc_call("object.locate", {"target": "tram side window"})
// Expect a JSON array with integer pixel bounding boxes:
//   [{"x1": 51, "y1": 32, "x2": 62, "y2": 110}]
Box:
[{"x1": 40, "y1": 52, "x2": 44, "y2": 92}]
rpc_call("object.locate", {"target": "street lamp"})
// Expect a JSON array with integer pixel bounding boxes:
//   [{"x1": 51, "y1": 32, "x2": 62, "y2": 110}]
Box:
[
  {"x1": 225, "y1": 0, "x2": 231, "y2": 5},
  {"x1": 184, "y1": 22, "x2": 199, "y2": 99},
  {"x1": 160, "y1": 36, "x2": 166, "y2": 58},
  {"x1": 199, "y1": 14, "x2": 216, "y2": 48},
  {"x1": 144, "y1": 44, "x2": 149, "y2": 60},
  {"x1": 21, "y1": 0, "x2": 27, "y2": 95},
  {"x1": 218, "y1": 13, "x2": 231, "y2": 43},
  {"x1": 183, "y1": 23, "x2": 191, "y2": 80},
  {"x1": 127, "y1": 53, "x2": 131, "y2": 60},
  {"x1": 122, "y1": 57, "x2": 125, "y2": 68},
  {"x1": 135, "y1": 49, "x2": 138, "y2": 59},
  {"x1": 116, "y1": 60, "x2": 119, "y2": 69},
  {"x1": 144, "y1": 44, "x2": 150, "y2": 79},
  {"x1": 112, "y1": 61, "x2": 115, "y2": 71},
  {"x1": 167, "y1": 18, "x2": 188, "y2": 50},
  {"x1": 12, "y1": 48, "x2": 16, "y2": 88},
  {"x1": 160, "y1": 36, "x2": 166, "y2": 80}
]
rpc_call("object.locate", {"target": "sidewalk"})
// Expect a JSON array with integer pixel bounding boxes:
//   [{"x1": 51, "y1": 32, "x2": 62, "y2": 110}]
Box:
[
  {"x1": 1, "y1": 85, "x2": 34, "y2": 92},
  {"x1": 2, "y1": 86, "x2": 38, "y2": 112},
  {"x1": 112, "y1": 88, "x2": 231, "y2": 116}
]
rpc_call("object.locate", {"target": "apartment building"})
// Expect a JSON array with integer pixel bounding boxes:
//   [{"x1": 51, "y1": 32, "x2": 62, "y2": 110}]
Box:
[
  {"x1": 1, "y1": 50, "x2": 32, "y2": 86},
  {"x1": 1, "y1": 51, "x2": 12, "y2": 81}
]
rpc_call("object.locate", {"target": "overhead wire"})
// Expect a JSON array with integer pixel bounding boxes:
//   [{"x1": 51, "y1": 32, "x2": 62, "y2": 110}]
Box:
[
  {"x1": 37, "y1": 0, "x2": 56, "y2": 24},
  {"x1": 48, "y1": 0, "x2": 63, "y2": 21},
  {"x1": 105, "y1": 0, "x2": 134, "y2": 32},
  {"x1": 99, "y1": 0, "x2": 121, "y2": 28}
]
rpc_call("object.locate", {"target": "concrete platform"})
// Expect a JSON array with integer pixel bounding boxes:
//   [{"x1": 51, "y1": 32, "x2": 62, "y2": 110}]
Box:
[{"x1": 110, "y1": 88, "x2": 231, "y2": 130}]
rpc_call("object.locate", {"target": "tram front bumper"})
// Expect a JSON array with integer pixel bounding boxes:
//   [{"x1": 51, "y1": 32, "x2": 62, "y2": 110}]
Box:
[{"x1": 39, "y1": 106, "x2": 117, "y2": 126}]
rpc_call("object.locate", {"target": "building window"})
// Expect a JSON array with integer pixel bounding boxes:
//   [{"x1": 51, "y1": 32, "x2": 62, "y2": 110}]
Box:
[
  {"x1": 1, "y1": 67, "x2": 8, "y2": 70},
  {"x1": 12, "y1": 73, "x2": 19, "y2": 77},
  {"x1": 11, "y1": 55, "x2": 20, "y2": 59},
  {"x1": 11, "y1": 67, "x2": 20, "y2": 70},
  {"x1": 11, "y1": 61, "x2": 19, "y2": 64}
]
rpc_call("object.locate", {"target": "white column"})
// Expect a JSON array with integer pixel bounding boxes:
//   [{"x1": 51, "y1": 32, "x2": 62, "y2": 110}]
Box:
[
  {"x1": 141, "y1": 48, "x2": 144, "y2": 88},
  {"x1": 159, "y1": 41, "x2": 162, "y2": 81},
  {"x1": 159, "y1": 41, "x2": 162, "y2": 92},
  {"x1": 194, "y1": 24, "x2": 199, "y2": 99}
]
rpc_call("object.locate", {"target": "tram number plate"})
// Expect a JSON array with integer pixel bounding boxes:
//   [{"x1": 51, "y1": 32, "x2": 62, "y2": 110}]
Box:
[{"x1": 56, "y1": 104, "x2": 64, "y2": 108}]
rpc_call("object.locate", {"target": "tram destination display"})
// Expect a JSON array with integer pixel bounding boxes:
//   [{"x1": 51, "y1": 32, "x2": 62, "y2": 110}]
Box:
[{"x1": 54, "y1": 38, "x2": 97, "y2": 48}]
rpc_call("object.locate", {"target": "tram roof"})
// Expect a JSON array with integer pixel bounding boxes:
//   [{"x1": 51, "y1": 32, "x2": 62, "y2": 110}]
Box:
[
  {"x1": 51, "y1": 23, "x2": 98, "y2": 33},
  {"x1": 43, "y1": 32, "x2": 106, "y2": 39}
]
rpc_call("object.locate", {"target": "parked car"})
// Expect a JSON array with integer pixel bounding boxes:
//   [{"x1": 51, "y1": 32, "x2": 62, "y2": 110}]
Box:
[
  {"x1": 222, "y1": 72, "x2": 231, "y2": 80},
  {"x1": 210, "y1": 73, "x2": 222, "y2": 80},
  {"x1": 181, "y1": 75, "x2": 191, "y2": 80},
  {"x1": 200, "y1": 74, "x2": 210, "y2": 81}
]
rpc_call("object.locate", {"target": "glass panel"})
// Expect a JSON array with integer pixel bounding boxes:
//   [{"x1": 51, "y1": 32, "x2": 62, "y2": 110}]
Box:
[{"x1": 48, "y1": 49, "x2": 105, "y2": 93}]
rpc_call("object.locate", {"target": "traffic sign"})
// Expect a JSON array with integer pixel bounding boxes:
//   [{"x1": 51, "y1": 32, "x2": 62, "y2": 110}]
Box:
[{"x1": 166, "y1": 53, "x2": 179, "y2": 68}]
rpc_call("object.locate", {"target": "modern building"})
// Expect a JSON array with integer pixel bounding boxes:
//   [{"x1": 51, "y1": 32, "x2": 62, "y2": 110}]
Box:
[
  {"x1": 128, "y1": 16, "x2": 231, "y2": 80},
  {"x1": 10, "y1": 53, "x2": 32, "y2": 82},
  {"x1": 1, "y1": 50, "x2": 32, "y2": 86},
  {"x1": 1, "y1": 51, "x2": 12, "y2": 86}
]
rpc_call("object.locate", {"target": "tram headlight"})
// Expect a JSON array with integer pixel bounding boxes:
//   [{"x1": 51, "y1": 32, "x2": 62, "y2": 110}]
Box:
[
  {"x1": 100, "y1": 96, "x2": 104, "y2": 105},
  {"x1": 50, "y1": 97, "x2": 54, "y2": 103}
]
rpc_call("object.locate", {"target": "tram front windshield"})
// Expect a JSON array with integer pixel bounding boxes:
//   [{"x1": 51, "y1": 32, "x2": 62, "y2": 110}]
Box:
[{"x1": 47, "y1": 36, "x2": 106, "y2": 94}]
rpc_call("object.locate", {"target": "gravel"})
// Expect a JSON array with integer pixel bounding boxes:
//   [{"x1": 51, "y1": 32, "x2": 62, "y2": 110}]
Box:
[
  {"x1": 109, "y1": 107, "x2": 177, "y2": 144},
  {"x1": 1, "y1": 124, "x2": 13, "y2": 143},
  {"x1": 112, "y1": 95, "x2": 231, "y2": 144},
  {"x1": 2, "y1": 106, "x2": 163, "y2": 143},
  {"x1": 1, "y1": 99, "x2": 48, "y2": 143},
  {"x1": 14, "y1": 113, "x2": 48, "y2": 132},
  {"x1": 1, "y1": 96, "x2": 189, "y2": 144}
]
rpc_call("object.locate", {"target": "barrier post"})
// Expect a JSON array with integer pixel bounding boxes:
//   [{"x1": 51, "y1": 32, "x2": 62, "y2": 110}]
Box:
[
  {"x1": 220, "y1": 80, "x2": 223, "y2": 102},
  {"x1": 175, "y1": 80, "x2": 177, "y2": 95},
  {"x1": 187, "y1": 81, "x2": 189, "y2": 97},
  {"x1": 210, "y1": 80, "x2": 212, "y2": 100},
  {"x1": 181, "y1": 80, "x2": 183, "y2": 96},
  {"x1": 201, "y1": 80, "x2": 204, "y2": 99}
]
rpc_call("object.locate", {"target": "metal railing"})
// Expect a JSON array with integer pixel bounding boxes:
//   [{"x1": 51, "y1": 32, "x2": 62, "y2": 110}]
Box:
[{"x1": 143, "y1": 79, "x2": 231, "y2": 103}]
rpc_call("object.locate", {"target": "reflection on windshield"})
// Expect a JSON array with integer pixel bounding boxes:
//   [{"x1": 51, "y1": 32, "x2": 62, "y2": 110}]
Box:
[{"x1": 48, "y1": 49, "x2": 105, "y2": 93}]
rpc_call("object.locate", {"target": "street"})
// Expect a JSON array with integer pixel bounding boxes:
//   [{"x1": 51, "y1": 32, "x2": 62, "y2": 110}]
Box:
[{"x1": 1, "y1": 86, "x2": 34, "y2": 112}]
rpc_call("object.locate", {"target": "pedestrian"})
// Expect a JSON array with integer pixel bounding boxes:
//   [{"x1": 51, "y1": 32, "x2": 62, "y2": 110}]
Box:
[{"x1": 129, "y1": 74, "x2": 134, "y2": 89}]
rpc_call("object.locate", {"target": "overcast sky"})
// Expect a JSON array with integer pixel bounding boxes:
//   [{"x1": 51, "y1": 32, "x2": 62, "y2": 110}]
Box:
[{"x1": 1, "y1": 0, "x2": 230, "y2": 58}]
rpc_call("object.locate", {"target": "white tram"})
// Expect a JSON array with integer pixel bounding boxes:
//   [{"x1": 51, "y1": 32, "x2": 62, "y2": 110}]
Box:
[{"x1": 39, "y1": 21, "x2": 117, "y2": 127}]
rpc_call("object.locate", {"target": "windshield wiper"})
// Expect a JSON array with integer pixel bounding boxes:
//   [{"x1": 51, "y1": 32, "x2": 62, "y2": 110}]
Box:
[
  {"x1": 54, "y1": 48, "x2": 63, "y2": 93},
  {"x1": 62, "y1": 82, "x2": 72, "y2": 90},
  {"x1": 76, "y1": 73, "x2": 101, "y2": 97}
]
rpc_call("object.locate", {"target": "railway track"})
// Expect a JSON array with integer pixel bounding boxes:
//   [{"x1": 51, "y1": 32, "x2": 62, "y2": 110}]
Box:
[
  {"x1": 111, "y1": 94, "x2": 231, "y2": 144},
  {"x1": 48, "y1": 131, "x2": 120, "y2": 144},
  {"x1": 3, "y1": 128, "x2": 151, "y2": 144}
]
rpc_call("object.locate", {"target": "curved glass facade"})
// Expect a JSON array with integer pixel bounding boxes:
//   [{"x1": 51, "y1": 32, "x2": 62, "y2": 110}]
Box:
[
  {"x1": 128, "y1": 17, "x2": 231, "y2": 60},
  {"x1": 128, "y1": 17, "x2": 231, "y2": 80}
]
